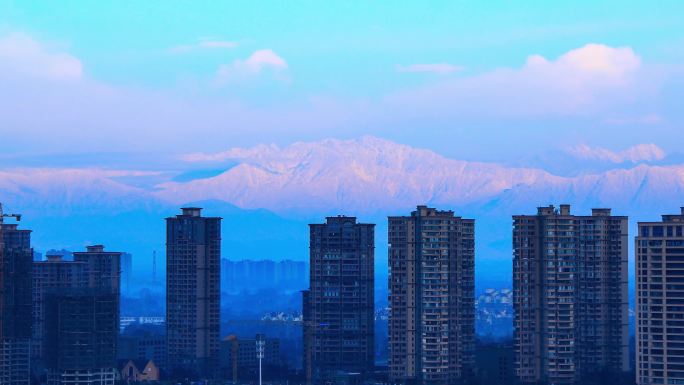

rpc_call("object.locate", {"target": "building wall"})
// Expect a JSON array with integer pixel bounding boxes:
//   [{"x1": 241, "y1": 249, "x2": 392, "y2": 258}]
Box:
[
  {"x1": 220, "y1": 335, "x2": 281, "y2": 381},
  {"x1": 304, "y1": 216, "x2": 375, "y2": 383},
  {"x1": 0, "y1": 224, "x2": 32, "y2": 385},
  {"x1": 388, "y1": 206, "x2": 475, "y2": 385},
  {"x1": 513, "y1": 205, "x2": 629, "y2": 384},
  {"x1": 44, "y1": 288, "x2": 118, "y2": 385},
  {"x1": 166, "y1": 207, "x2": 221, "y2": 377},
  {"x1": 636, "y1": 208, "x2": 684, "y2": 385},
  {"x1": 32, "y1": 257, "x2": 88, "y2": 361}
]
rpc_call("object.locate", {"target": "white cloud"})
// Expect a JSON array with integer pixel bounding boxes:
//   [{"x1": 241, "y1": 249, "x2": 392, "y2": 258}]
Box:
[
  {"x1": 567, "y1": 143, "x2": 666, "y2": 164},
  {"x1": 216, "y1": 49, "x2": 288, "y2": 82},
  {"x1": 387, "y1": 43, "x2": 647, "y2": 117},
  {"x1": 0, "y1": 33, "x2": 83, "y2": 80},
  {"x1": 397, "y1": 63, "x2": 462, "y2": 74}
]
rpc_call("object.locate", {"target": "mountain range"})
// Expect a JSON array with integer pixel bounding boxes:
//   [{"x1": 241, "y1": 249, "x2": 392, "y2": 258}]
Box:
[{"x1": 2, "y1": 136, "x2": 683, "y2": 287}]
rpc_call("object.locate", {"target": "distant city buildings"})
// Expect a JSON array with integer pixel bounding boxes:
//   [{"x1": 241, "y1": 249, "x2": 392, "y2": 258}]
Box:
[
  {"x1": 303, "y1": 216, "x2": 375, "y2": 384},
  {"x1": 120, "y1": 252, "x2": 132, "y2": 293},
  {"x1": 166, "y1": 207, "x2": 222, "y2": 378},
  {"x1": 120, "y1": 316, "x2": 165, "y2": 332},
  {"x1": 222, "y1": 258, "x2": 306, "y2": 293},
  {"x1": 513, "y1": 205, "x2": 629, "y2": 384},
  {"x1": 0, "y1": 222, "x2": 33, "y2": 385},
  {"x1": 476, "y1": 289, "x2": 513, "y2": 339},
  {"x1": 388, "y1": 206, "x2": 475, "y2": 385},
  {"x1": 636, "y1": 207, "x2": 684, "y2": 385}
]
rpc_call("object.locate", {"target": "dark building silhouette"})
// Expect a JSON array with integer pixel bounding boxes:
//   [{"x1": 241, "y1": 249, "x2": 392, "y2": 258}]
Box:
[
  {"x1": 166, "y1": 207, "x2": 221, "y2": 378},
  {"x1": 303, "y1": 216, "x2": 375, "y2": 384},
  {"x1": 0, "y1": 223, "x2": 32, "y2": 385},
  {"x1": 117, "y1": 330, "x2": 168, "y2": 368},
  {"x1": 474, "y1": 341, "x2": 515, "y2": 385},
  {"x1": 513, "y1": 205, "x2": 629, "y2": 384},
  {"x1": 220, "y1": 334, "x2": 281, "y2": 382},
  {"x1": 636, "y1": 208, "x2": 684, "y2": 385},
  {"x1": 39, "y1": 246, "x2": 121, "y2": 384},
  {"x1": 32, "y1": 255, "x2": 88, "y2": 363},
  {"x1": 388, "y1": 206, "x2": 475, "y2": 385},
  {"x1": 44, "y1": 288, "x2": 118, "y2": 385}
]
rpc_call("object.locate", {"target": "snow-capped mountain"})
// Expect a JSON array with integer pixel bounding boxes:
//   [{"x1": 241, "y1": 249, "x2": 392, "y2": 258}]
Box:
[
  {"x1": 160, "y1": 136, "x2": 684, "y2": 218},
  {"x1": 1, "y1": 136, "x2": 682, "y2": 268}
]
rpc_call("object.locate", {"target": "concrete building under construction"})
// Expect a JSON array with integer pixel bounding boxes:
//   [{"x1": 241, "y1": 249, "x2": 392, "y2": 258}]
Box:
[{"x1": 0, "y1": 221, "x2": 33, "y2": 385}]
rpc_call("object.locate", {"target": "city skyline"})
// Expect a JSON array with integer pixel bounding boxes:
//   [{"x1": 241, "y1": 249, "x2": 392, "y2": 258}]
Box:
[
  {"x1": 4, "y1": 200, "x2": 684, "y2": 383},
  {"x1": 0, "y1": 2, "x2": 682, "y2": 383}
]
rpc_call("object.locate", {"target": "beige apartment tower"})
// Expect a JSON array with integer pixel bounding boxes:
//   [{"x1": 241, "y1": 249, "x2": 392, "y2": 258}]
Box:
[
  {"x1": 388, "y1": 206, "x2": 475, "y2": 385},
  {"x1": 513, "y1": 205, "x2": 629, "y2": 385},
  {"x1": 636, "y1": 208, "x2": 684, "y2": 385}
]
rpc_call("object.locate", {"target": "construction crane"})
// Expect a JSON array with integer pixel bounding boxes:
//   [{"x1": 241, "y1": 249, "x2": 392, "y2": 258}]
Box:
[
  {"x1": 0, "y1": 202, "x2": 22, "y2": 255},
  {"x1": 0, "y1": 202, "x2": 22, "y2": 227}
]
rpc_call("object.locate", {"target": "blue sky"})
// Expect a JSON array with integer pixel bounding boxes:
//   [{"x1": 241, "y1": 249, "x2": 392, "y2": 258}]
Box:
[{"x1": 1, "y1": 1, "x2": 683, "y2": 165}]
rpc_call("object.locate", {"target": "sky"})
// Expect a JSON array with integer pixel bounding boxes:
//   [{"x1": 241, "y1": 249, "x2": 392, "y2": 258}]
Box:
[{"x1": 1, "y1": 1, "x2": 683, "y2": 169}]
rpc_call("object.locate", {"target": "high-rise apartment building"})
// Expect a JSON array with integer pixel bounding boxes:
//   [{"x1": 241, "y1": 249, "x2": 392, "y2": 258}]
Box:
[
  {"x1": 166, "y1": 207, "x2": 221, "y2": 377},
  {"x1": 73, "y1": 245, "x2": 121, "y2": 295},
  {"x1": 303, "y1": 216, "x2": 375, "y2": 384},
  {"x1": 636, "y1": 207, "x2": 684, "y2": 385},
  {"x1": 40, "y1": 246, "x2": 121, "y2": 384},
  {"x1": 513, "y1": 205, "x2": 629, "y2": 384},
  {"x1": 44, "y1": 288, "x2": 118, "y2": 385},
  {"x1": 0, "y1": 223, "x2": 33, "y2": 385},
  {"x1": 388, "y1": 206, "x2": 475, "y2": 385},
  {"x1": 32, "y1": 255, "x2": 88, "y2": 362}
]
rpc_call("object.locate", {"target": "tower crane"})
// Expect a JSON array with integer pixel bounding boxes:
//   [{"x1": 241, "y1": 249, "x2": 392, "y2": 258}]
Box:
[{"x1": 0, "y1": 202, "x2": 22, "y2": 227}]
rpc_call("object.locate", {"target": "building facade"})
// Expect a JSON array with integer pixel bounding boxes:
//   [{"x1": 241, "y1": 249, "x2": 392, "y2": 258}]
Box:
[
  {"x1": 513, "y1": 205, "x2": 629, "y2": 384},
  {"x1": 303, "y1": 216, "x2": 375, "y2": 383},
  {"x1": 44, "y1": 288, "x2": 119, "y2": 385},
  {"x1": 636, "y1": 208, "x2": 684, "y2": 385},
  {"x1": 388, "y1": 206, "x2": 475, "y2": 385},
  {"x1": 32, "y1": 255, "x2": 88, "y2": 363},
  {"x1": 40, "y1": 246, "x2": 121, "y2": 384},
  {"x1": 0, "y1": 223, "x2": 33, "y2": 385},
  {"x1": 166, "y1": 207, "x2": 222, "y2": 378}
]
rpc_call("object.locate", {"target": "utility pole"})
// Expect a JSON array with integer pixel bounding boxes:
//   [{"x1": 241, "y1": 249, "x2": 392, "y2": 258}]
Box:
[{"x1": 256, "y1": 334, "x2": 265, "y2": 385}]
